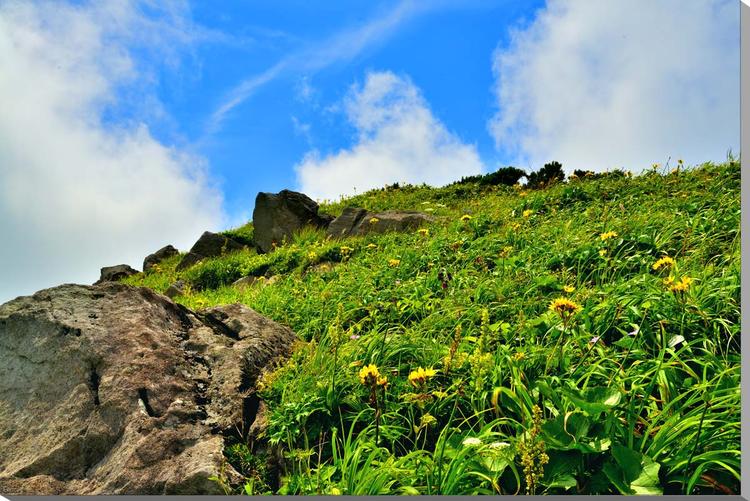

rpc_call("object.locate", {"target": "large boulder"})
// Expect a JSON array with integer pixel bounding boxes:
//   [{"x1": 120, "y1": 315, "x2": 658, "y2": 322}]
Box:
[
  {"x1": 176, "y1": 232, "x2": 246, "y2": 271},
  {"x1": 94, "y1": 265, "x2": 139, "y2": 285},
  {"x1": 326, "y1": 209, "x2": 434, "y2": 238},
  {"x1": 143, "y1": 245, "x2": 179, "y2": 273},
  {"x1": 252, "y1": 190, "x2": 332, "y2": 253},
  {"x1": 0, "y1": 282, "x2": 297, "y2": 495}
]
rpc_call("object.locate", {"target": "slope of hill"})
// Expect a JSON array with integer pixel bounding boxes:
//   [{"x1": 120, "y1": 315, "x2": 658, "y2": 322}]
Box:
[{"x1": 124, "y1": 161, "x2": 741, "y2": 495}]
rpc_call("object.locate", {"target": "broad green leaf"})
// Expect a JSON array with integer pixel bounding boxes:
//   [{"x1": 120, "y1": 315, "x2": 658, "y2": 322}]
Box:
[
  {"x1": 562, "y1": 386, "x2": 622, "y2": 415},
  {"x1": 546, "y1": 474, "x2": 578, "y2": 491},
  {"x1": 612, "y1": 444, "x2": 642, "y2": 482},
  {"x1": 630, "y1": 456, "x2": 662, "y2": 495}
]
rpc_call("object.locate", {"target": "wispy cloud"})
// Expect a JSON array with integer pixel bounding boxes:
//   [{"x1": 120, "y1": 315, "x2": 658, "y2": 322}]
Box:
[
  {"x1": 295, "y1": 71, "x2": 484, "y2": 202},
  {"x1": 489, "y1": 0, "x2": 739, "y2": 172},
  {"x1": 204, "y1": 0, "x2": 436, "y2": 136},
  {"x1": 0, "y1": 0, "x2": 224, "y2": 302}
]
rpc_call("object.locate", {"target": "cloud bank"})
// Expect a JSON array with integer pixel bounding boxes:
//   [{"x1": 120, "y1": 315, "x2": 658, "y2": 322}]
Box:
[
  {"x1": 0, "y1": 1, "x2": 223, "y2": 302},
  {"x1": 489, "y1": 0, "x2": 739, "y2": 172},
  {"x1": 295, "y1": 71, "x2": 483, "y2": 201}
]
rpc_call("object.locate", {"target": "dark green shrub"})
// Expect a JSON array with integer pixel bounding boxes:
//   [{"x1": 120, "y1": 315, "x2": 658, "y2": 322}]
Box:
[
  {"x1": 527, "y1": 161, "x2": 565, "y2": 189},
  {"x1": 455, "y1": 166, "x2": 527, "y2": 187}
]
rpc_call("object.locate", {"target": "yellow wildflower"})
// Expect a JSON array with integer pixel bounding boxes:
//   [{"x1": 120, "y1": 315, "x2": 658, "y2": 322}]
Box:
[
  {"x1": 359, "y1": 364, "x2": 386, "y2": 386},
  {"x1": 549, "y1": 297, "x2": 582, "y2": 318},
  {"x1": 340, "y1": 246, "x2": 353, "y2": 256},
  {"x1": 417, "y1": 228, "x2": 430, "y2": 237},
  {"x1": 513, "y1": 352, "x2": 525, "y2": 362},
  {"x1": 599, "y1": 249, "x2": 607, "y2": 257},
  {"x1": 366, "y1": 243, "x2": 377, "y2": 250},
  {"x1": 668, "y1": 276, "x2": 693, "y2": 294},
  {"x1": 599, "y1": 231, "x2": 618, "y2": 241},
  {"x1": 523, "y1": 209, "x2": 533, "y2": 218},
  {"x1": 307, "y1": 251, "x2": 317, "y2": 260},
  {"x1": 408, "y1": 367, "x2": 437, "y2": 387},
  {"x1": 388, "y1": 258, "x2": 401, "y2": 267},
  {"x1": 512, "y1": 222, "x2": 521, "y2": 231},
  {"x1": 460, "y1": 214, "x2": 472, "y2": 222},
  {"x1": 331, "y1": 488, "x2": 342, "y2": 496},
  {"x1": 652, "y1": 256, "x2": 675, "y2": 271},
  {"x1": 563, "y1": 285, "x2": 575, "y2": 293},
  {"x1": 369, "y1": 217, "x2": 380, "y2": 224}
]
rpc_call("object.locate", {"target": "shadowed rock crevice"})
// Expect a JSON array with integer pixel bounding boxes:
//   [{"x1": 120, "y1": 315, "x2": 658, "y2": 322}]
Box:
[{"x1": 0, "y1": 282, "x2": 298, "y2": 495}]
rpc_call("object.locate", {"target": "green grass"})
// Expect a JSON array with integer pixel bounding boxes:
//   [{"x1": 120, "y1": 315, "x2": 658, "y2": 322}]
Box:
[{"x1": 124, "y1": 160, "x2": 741, "y2": 495}]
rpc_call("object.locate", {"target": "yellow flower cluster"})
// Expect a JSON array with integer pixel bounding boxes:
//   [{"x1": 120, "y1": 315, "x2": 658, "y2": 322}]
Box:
[
  {"x1": 417, "y1": 228, "x2": 430, "y2": 237},
  {"x1": 549, "y1": 297, "x2": 582, "y2": 317},
  {"x1": 388, "y1": 258, "x2": 401, "y2": 267},
  {"x1": 408, "y1": 367, "x2": 437, "y2": 387},
  {"x1": 369, "y1": 217, "x2": 380, "y2": 224},
  {"x1": 523, "y1": 209, "x2": 533, "y2": 218},
  {"x1": 460, "y1": 214, "x2": 472, "y2": 222},
  {"x1": 366, "y1": 243, "x2": 377, "y2": 250},
  {"x1": 599, "y1": 231, "x2": 618, "y2": 241},
  {"x1": 652, "y1": 256, "x2": 675, "y2": 271},
  {"x1": 358, "y1": 364, "x2": 388, "y2": 387},
  {"x1": 563, "y1": 285, "x2": 575, "y2": 293},
  {"x1": 667, "y1": 276, "x2": 693, "y2": 293}
]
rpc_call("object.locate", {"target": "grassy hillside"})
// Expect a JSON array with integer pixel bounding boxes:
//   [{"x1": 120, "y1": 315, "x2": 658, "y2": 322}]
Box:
[{"x1": 124, "y1": 161, "x2": 741, "y2": 495}]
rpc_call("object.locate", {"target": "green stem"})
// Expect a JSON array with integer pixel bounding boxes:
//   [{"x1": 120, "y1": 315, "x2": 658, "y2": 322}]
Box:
[{"x1": 683, "y1": 395, "x2": 710, "y2": 494}]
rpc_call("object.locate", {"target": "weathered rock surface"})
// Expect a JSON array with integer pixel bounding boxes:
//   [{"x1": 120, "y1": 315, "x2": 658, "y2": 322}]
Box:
[
  {"x1": 326, "y1": 208, "x2": 434, "y2": 238},
  {"x1": 176, "y1": 232, "x2": 246, "y2": 271},
  {"x1": 0, "y1": 282, "x2": 297, "y2": 495},
  {"x1": 164, "y1": 280, "x2": 186, "y2": 299},
  {"x1": 143, "y1": 245, "x2": 179, "y2": 273},
  {"x1": 253, "y1": 190, "x2": 332, "y2": 253},
  {"x1": 94, "y1": 265, "x2": 139, "y2": 285}
]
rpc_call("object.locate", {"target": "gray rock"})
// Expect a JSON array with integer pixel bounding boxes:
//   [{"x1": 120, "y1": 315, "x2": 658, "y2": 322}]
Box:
[
  {"x1": 94, "y1": 264, "x2": 139, "y2": 285},
  {"x1": 326, "y1": 209, "x2": 434, "y2": 238},
  {"x1": 232, "y1": 276, "x2": 260, "y2": 290},
  {"x1": 0, "y1": 282, "x2": 297, "y2": 494},
  {"x1": 325, "y1": 207, "x2": 369, "y2": 238},
  {"x1": 176, "y1": 232, "x2": 246, "y2": 271},
  {"x1": 164, "y1": 281, "x2": 186, "y2": 299},
  {"x1": 252, "y1": 190, "x2": 332, "y2": 253},
  {"x1": 143, "y1": 245, "x2": 179, "y2": 273}
]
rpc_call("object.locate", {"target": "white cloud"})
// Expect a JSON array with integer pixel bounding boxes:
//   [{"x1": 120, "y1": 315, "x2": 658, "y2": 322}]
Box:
[
  {"x1": 205, "y1": 1, "x2": 451, "y2": 136},
  {"x1": 0, "y1": 1, "x2": 224, "y2": 303},
  {"x1": 489, "y1": 0, "x2": 739, "y2": 173},
  {"x1": 295, "y1": 71, "x2": 484, "y2": 201}
]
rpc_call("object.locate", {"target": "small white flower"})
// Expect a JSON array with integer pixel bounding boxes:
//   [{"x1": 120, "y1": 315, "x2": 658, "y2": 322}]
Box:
[
  {"x1": 462, "y1": 437, "x2": 482, "y2": 447},
  {"x1": 488, "y1": 441, "x2": 510, "y2": 449}
]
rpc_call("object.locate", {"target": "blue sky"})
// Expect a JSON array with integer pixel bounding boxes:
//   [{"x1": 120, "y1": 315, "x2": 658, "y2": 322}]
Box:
[
  {"x1": 146, "y1": 1, "x2": 545, "y2": 217},
  {"x1": 0, "y1": 0, "x2": 740, "y2": 301}
]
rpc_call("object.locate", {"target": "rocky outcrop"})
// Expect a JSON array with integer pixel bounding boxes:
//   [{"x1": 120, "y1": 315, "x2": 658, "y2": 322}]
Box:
[
  {"x1": 326, "y1": 208, "x2": 434, "y2": 238},
  {"x1": 94, "y1": 265, "x2": 139, "y2": 285},
  {"x1": 0, "y1": 282, "x2": 297, "y2": 495},
  {"x1": 176, "y1": 232, "x2": 247, "y2": 271},
  {"x1": 143, "y1": 245, "x2": 179, "y2": 273},
  {"x1": 164, "y1": 280, "x2": 186, "y2": 299},
  {"x1": 253, "y1": 190, "x2": 333, "y2": 253}
]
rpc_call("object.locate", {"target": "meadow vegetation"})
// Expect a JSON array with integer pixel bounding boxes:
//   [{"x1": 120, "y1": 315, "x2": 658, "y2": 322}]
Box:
[{"x1": 124, "y1": 160, "x2": 740, "y2": 495}]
